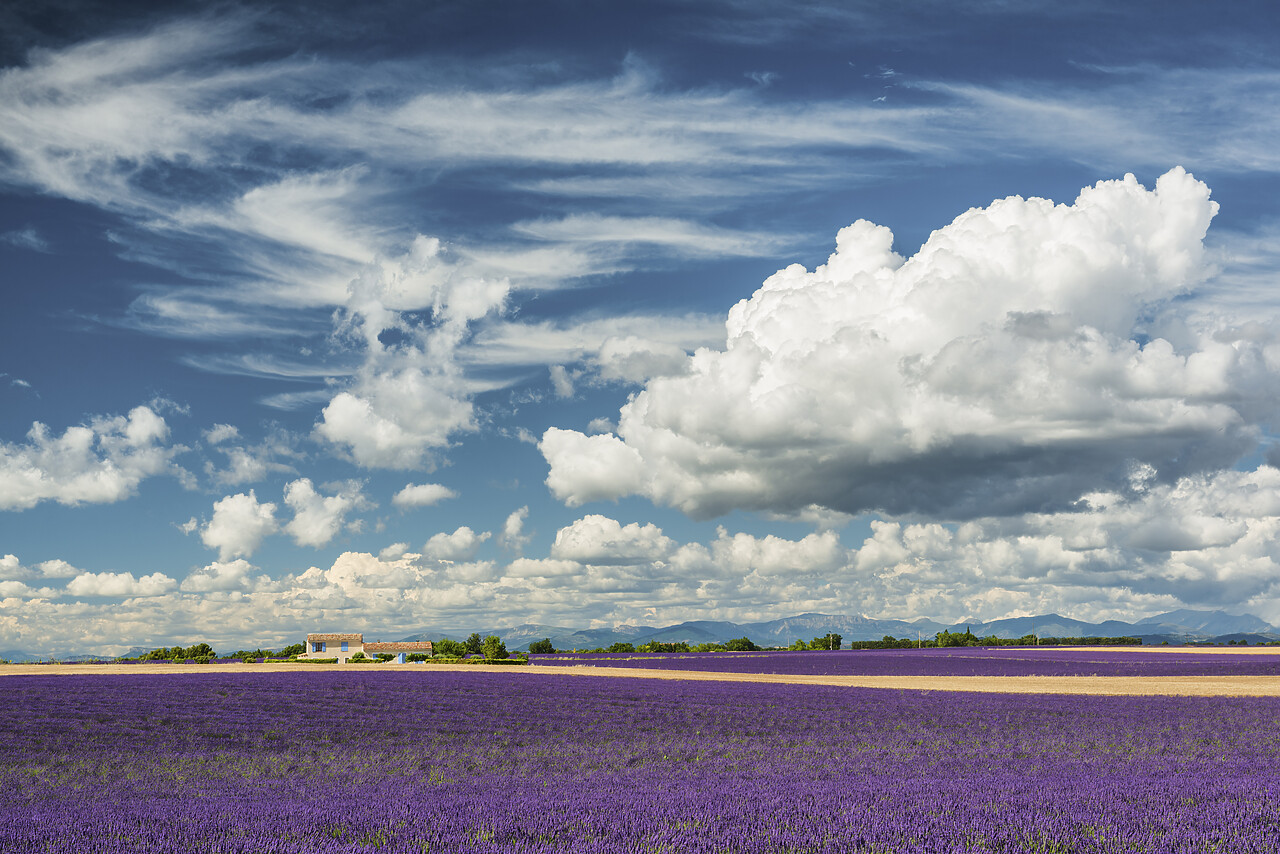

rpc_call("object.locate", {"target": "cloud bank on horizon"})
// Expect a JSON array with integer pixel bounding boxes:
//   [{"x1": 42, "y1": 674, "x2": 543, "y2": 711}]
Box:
[{"x1": 4, "y1": 1, "x2": 1280, "y2": 653}]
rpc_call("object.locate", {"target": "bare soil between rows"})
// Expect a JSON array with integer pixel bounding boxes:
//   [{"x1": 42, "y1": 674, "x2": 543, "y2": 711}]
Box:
[{"x1": 7, "y1": 661, "x2": 1280, "y2": 695}]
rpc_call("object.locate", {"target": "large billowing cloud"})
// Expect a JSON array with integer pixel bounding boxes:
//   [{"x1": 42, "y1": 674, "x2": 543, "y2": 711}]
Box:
[
  {"x1": 0, "y1": 406, "x2": 181, "y2": 511},
  {"x1": 543, "y1": 169, "x2": 1277, "y2": 520}
]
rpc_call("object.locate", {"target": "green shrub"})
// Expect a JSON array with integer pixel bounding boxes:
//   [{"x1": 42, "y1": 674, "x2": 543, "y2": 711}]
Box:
[
  {"x1": 482, "y1": 636, "x2": 509, "y2": 660},
  {"x1": 435, "y1": 638, "x2": 467, "y2": 657}
]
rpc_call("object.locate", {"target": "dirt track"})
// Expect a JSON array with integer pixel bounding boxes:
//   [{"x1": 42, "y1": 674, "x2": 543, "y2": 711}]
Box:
[{"x1": 7, "y1": 661, "x2": 1280, "y2": 696}]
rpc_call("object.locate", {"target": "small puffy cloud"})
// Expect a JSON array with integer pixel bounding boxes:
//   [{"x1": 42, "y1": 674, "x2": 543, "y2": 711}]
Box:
[
  {"x1": 549, "y1": 365, "x2": 575, "y2": 398},
  {"x1": 203, "y1": 424, "x2": 240, "y2": 445},
  {"x1": 35, "y1": 559, "x2": 82, "y2": 579},
  {"x1": 66, "y1": 571, "x2": 177, "y2": 598},
  {"x1": 180, "y1": 559, "x2": 256, "y2": 593},
  {"x1": 423, "y1": 526, "x2": 491, "y2": 561},
  {"x1": 201, "y1": 490, "x2": 278, "y2": 560},
  {"x1": 379, "y1": 542, "x2": 411, "y2": 561},
  {"x1": 543, "y1": 169, "x2": 1271, "y2": 521},
  {"x1": 392, "y1": 482, "x2": 457, "y2": 509},
  {"x1": 550, "y1": 515, "x2": 674, "y2": 565},
  {"x1": 0, "y1": 406, "x2": 180, "y2": 511},
  {"x1": 283, "y1": 479, "x2": 366, "y2": 548},
  {"x1": 500, "y1": 505, "x2": 530, "y2": 552}
]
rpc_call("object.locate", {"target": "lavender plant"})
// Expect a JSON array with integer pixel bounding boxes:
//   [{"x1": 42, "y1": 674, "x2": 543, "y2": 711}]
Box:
[
  {"x1": 531, "y1": 646, "x2": 1280, "y2": 677},
  {"x1": 2, "y1": 671, "x2": 1279, "y2": 852}
]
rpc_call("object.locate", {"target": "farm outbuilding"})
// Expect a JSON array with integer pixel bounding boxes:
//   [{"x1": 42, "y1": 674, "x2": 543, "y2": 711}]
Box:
[{"x1": 300, "y1": 633, "x2": 433, "y2": 663}]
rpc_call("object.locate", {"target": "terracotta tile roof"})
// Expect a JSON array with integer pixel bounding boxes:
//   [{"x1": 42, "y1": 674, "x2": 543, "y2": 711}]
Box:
[
  {"x1": 363, "y1": 641, "x2": 434, "y2": 653},
  {"x1": 307, "y1": 633, "x2": 363, "y2": 642}
]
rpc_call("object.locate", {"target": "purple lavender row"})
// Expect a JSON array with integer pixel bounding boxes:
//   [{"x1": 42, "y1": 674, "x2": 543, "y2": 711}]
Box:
[
  {"x1": 528, "y1": 647, "x2": 1280, "y2": 676},
  {"x1": 3, "y1": 671, "x2": 1279, "y2": 851}
]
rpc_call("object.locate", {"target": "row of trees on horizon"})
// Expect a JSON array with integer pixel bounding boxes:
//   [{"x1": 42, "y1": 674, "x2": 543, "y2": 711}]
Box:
[{"x1": 90, "y1": 629, "x2": 1161, "y2": 665}]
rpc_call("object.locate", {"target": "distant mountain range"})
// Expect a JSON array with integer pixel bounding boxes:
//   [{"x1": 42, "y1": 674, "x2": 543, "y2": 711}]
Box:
[
  {"x1": 7, "y1": 609, "x2": 1277, "y2": 661},
  {"x1": 399, "y1": 609, "x2": 1280, "y2": 651}
]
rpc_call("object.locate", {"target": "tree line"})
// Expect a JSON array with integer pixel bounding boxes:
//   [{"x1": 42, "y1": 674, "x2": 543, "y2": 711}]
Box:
[
  {"x1": 525, "y1": 634, "x2": 843, "y2": 654},
  {"x1": 117, "y1": 629, "x2": 1145, "y2": 664},
  {"x1": 848, "y1": 631, "x2": 1142, "y2": 648}
]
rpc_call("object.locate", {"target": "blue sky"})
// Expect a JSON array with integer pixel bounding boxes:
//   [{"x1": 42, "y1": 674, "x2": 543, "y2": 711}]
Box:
[{"x1": 4, "y1": 0, "x2": 1280, "y2": 654}]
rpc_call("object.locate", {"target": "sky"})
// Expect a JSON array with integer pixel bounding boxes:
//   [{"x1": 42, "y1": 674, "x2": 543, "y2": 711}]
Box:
[{"x1": 4, "y1": 0, "x2": 1280, "y2": 654}]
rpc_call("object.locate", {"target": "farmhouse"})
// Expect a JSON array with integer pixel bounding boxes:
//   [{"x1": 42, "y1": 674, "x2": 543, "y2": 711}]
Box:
[{"x1": 300, "y1": 633, "x2": 434, "y2": 663}]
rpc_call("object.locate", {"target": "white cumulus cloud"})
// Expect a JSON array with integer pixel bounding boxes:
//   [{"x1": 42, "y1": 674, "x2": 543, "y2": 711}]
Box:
[
  {"x1": 66, "y1": 571, "x2": 177, "y2": 598},
  {"x1": 500, "y1": 506, "x2": 531, "y2": 552},
  {"x1": 180, "y1": 559, "x2": 257, "y2": 593},
  {"x1": 423, "y1": 526, "x2": 491, "y2": 561},
  {"x1": 283, "y1": 479, "x2": 366, "y2": 548},
  {"x1": 392, "y1": 482, "x2": 457, "y2": 509},
  {"x1": 0, "y1": 406, "x2": 180, "y2": 511},
  {"x1": 201, "y1": 490, "x2": 279, "y2": 560},
  {"x1": 550, "y1": 515, "x2": 675, "y2": 565},
  {"x1": 543, "y1": 169, "x2": 1276, "y2": 520}
]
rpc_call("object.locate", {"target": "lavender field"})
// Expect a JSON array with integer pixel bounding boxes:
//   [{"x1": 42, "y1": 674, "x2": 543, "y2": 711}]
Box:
[
  {"x1": 531, "y1": 647, "x2": 1280, "y2": 677},
  {"x1": 4, "y1": 670, "x2": 1280, "y2": 852}
]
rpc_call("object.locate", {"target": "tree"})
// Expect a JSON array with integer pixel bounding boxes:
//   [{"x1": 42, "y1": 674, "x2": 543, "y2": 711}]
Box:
[
  {"x1": 725, "y1": 637, "x2": 759, "y2": 652},
  {"x1": 637, "y1": 641, "x2": 690, "y2": 653},
  {"x1": 528, "y1": 638, "x2": 555, "y2": 654},
  {"x1": 435, "y1": 638, "x2": 466, "y2": 658},
  {"x1": 464, "y1": 633, "x2": 484, "y2": 655},
  {"x1": 935, "y1": 628, "x2": 980, "y2": 647},
  {"x1": 811, "y1": 633, "x2": 842, "y2": 650},
  {"x1": 278, "y1": 643, "x2": 305, "y2": 657},
  {"x1": 606, "y1": 642, "x2": 636, "y2": 653},
  {"x1": 481, "y1": 635, "x2": 509, "y2": 660}
]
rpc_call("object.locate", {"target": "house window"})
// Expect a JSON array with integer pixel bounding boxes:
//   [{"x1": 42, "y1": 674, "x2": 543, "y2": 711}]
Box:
[
  {"x1": 314, "y1": 642, "x2": 326, "y2": 653},
  {"x1": 341, "y1": 642, "x2": 348, "y2": 651}
]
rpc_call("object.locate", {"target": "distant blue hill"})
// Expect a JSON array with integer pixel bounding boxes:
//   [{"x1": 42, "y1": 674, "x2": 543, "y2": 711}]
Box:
[
  {"x1": 401, "y1": 609, "x2": 1280, "y2": 650},
  {"x1": 20, "y1": 609, "x2": 1280, "y2": 660}
]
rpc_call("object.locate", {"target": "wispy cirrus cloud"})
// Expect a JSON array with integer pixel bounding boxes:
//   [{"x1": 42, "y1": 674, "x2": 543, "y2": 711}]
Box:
[
  {"x1": 6, "y1": 6, "x2": 1280, "y2": 482},
  {"x1": 0, "y1": 226, "x2": 49, "y2": 251}
]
